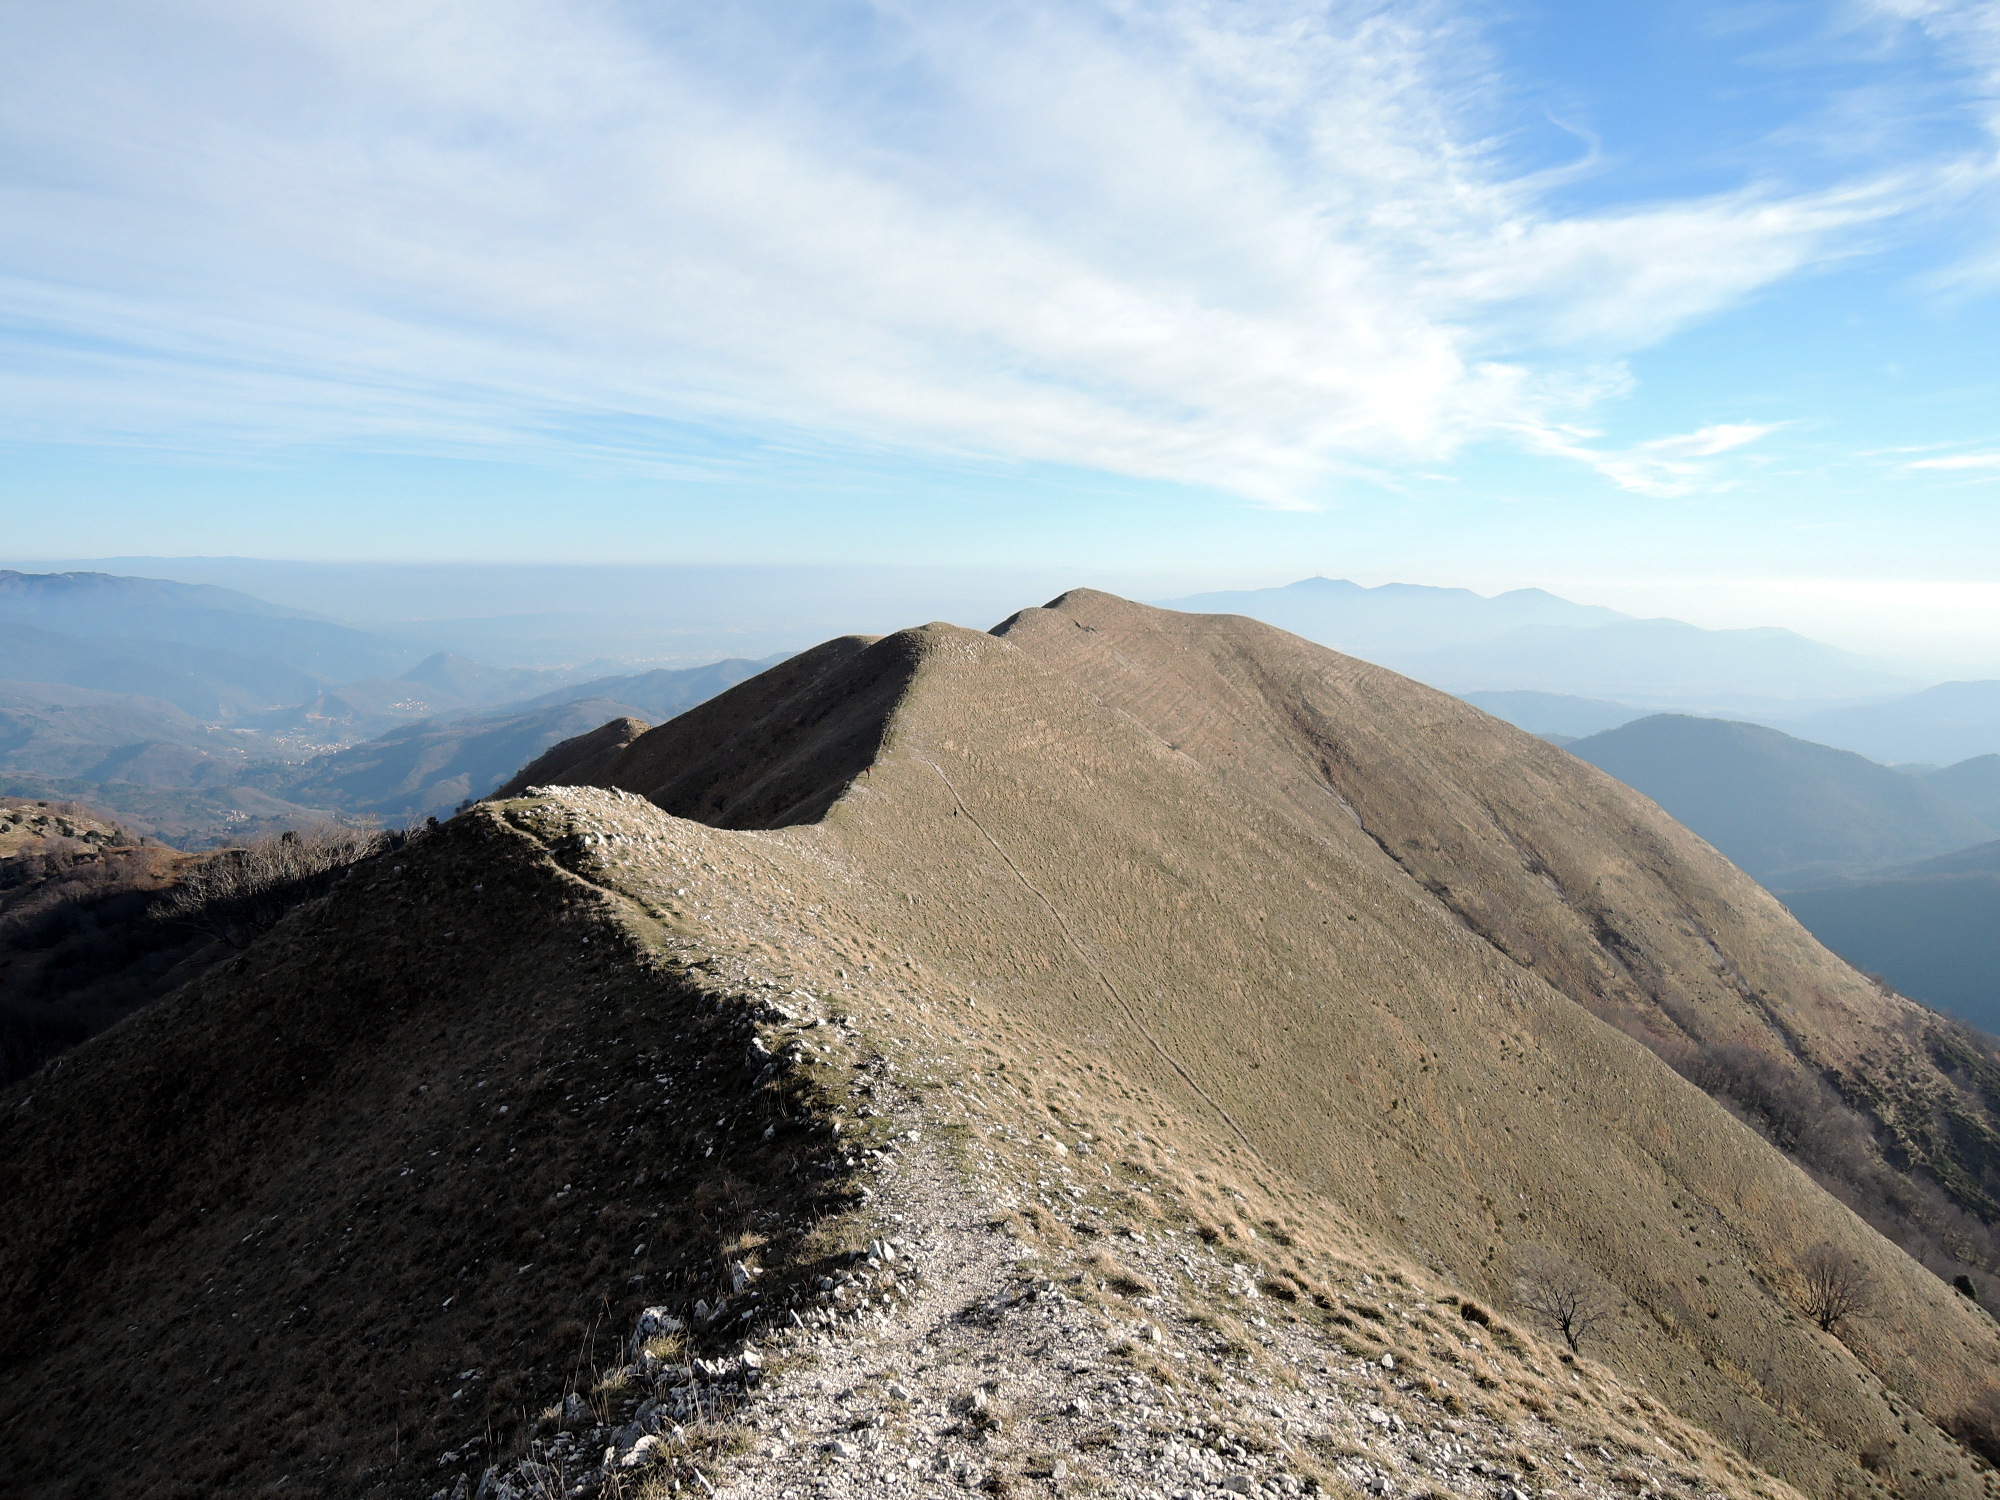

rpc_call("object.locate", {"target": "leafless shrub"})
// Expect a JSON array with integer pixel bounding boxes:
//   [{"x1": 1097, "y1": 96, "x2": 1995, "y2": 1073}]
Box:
[
  {"x1": 1513, "y1": 1246, "x2": 1612, "y2": 1353},
  {"x1": 1798, "y1": 1242, "x2": 1876, "y2": 1333},
  {"x1": 1715, "y1": 1395, "x2": 1784, "y2": 1471},
  {"x1": 156, "y1": 825, "x2": 400, "y2": 946}
]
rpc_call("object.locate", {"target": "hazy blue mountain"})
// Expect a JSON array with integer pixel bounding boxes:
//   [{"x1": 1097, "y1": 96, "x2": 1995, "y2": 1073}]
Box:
[
  {"x1": 0, "y1": 680, "x2": 278, "y2": 785},
  {"x1": 0, "y1": 570, "x2": 420, "y2": 680},
  {"x1": 514, "y1": 655, "x2": 787, "y2": 719},
  {"x1": 1783, "y1": 867, "x2": 2000, "y2": 1034},
  {"x1": 1405, "y1": 619, "x2": 1916, "y2": 709},
  {"x1": 1158, "y1": 577, "x2": 1915, "y2": 708},
  {"x1": 1161, "y1": 576, "x2": 1628, "y2": 654},
  {"x1": 1777, "y1": 681, "x2": 2000, "y2": 765},
  {"x1": 269, "y1": 697, "x2": 652, "y2": 819},
  {"x1": 1461, "y1": 690, "x2": 1644, "y2": 738},
  {"x1": 270, "y1": 658, "x2": 787, "y2": 816},
  {"x1": 0, "y1": 569, "x2": 307, "y2": 622},
  {"x1": 244, "y1": 655, "x2": 781, "y2": 746},
  {"x1": 399, "y1": 652, "x2": 602, "y2": 705},
  {"x1": 245, "y1": 678, "x2": 487, "y2": 743},
  {"x1": 23, "y1": 558, "x2": 1087, "y2": 666},
  {"x1": 0, "y1": 570, "x2": 798, "y2": 840},
  {"x1": 1900, "y1": 836, "x2": 2000, "y2": 878},
  {"x1": 1567, "y1": 714, "x2": 1989, "y2": 886},
  {"x1": 1925, "y1": 754, "x2": 2000, "y2": 826},
  {"x1": 0, "y1": 619, "x2": 327, "y2": 720}
]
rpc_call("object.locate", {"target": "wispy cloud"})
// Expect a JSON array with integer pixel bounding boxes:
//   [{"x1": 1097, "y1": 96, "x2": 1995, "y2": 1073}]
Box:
[
  {"x1": 1853, "y1": 0, "x2": 2000, "y2": 291},
  {"x1": 1525, "y1": 422, "x2": 1787, "y2": 498},
  {"x1": 0, "y1": 1, "x2": 1945, "y2": 504},
  {"x1": 1909, "y1": 451, "x2": 2000, "y2": 467}
]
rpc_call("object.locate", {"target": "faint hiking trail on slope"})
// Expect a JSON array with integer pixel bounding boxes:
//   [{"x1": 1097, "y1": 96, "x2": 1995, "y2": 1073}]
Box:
[{"x1": 919, "y1": 752, "x2": 1261, "y2": 1158}]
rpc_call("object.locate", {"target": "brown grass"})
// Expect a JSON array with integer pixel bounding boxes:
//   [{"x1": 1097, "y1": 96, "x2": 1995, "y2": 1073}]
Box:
[
  {"x1": 6, "y1": 591, "x2": 1996, "y2": 1497},
  {"x1": 0, "y1": 811, "x2": 861, "y2": 1496}
]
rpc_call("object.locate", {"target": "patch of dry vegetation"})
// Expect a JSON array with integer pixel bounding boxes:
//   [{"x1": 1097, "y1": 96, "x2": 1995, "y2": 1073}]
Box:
[
  {"x1": 0, "y1": 808, "x2": 865, "y2": 1496},
  {"x1": 0, "y1": 798, "x2": 199, "y2": 1084}
]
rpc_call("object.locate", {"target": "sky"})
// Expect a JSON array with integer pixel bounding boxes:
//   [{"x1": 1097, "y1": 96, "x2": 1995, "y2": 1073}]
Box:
[{"x1": 4, "y1": 1, "x2": 2000, "y2": 660}]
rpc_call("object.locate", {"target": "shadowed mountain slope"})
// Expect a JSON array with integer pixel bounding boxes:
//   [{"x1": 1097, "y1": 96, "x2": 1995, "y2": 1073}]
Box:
[
  {"x1": 0, "y1": 811, "x2": 859, "y2": 1499},
  {"x1": 7, "y1": 592, "x2": 2000, "y2": 1499},
  {"x1": 600, "y1": 633, "x2": 910, "y2": 828},
  {"x1": 0, "y1": 799, "x2": 210, "y2": 1085},
  {"x1": 1779, "y1": 836, "x2": 2000, "y2": 1037},
  {"x1": 1784, "y1": 873, "x2": 2000, "y2": 1036},
  {"x1": 1929, "y1": 754, "x2": 2000, "y2": 826},
  {"x1": 490, "y1": 715, "x2": 653, "y2": 801},
  {"x1": 1567, "y1": 713, "x2": 1988, "y2": 886}
]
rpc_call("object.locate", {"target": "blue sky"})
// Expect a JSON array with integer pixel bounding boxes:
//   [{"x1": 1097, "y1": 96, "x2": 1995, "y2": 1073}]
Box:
[{"x1": 4, "y1": 0, "x2": 2000, "y2": 659}]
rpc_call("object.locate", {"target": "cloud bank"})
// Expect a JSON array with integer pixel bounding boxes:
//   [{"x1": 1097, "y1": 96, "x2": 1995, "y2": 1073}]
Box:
[{"x1": 0, "y1": 0, "x2": 1971, "y2": 505}]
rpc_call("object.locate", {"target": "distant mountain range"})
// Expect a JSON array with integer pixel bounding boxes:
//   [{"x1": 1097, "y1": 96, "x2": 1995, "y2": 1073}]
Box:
[
  {"x1": 1161, "y1": 576, "x2": 1920, "y2": 711},
  {"x1": 0, "y1": 570, "x2": 790, "y2": 840},
  {"x1": 1563, "y1": 714, "x2": 1992, "y2": 887},
  {"x1": 1470, "y1": 671, "x2": 2000, "y2": 771},
  {"x1": 12, "y1": 565, "x2": 2000, "y2": 878},
  {"x1": 0, "y1": 649, "x2": 782, "y2": 838},
  {"x1": 1527, "y1": 711, "x2": 2000, "y2": 1033},
  {"x1": 1460, "y1": 690, "x2": 1644, "y2": 740},
  {"x1": 1782, "y1": 840, "x2": 2000, "y2": 1035},
  {"x1": 1778, "y1": 681, "x2": 2000, "y2": 766},
  {"x1": 249, "y1": 657, "x2": 778, "y2": 821},
  {"x1": 0, "y1": 569, "x2": 422, "y2": 684},
  {"x1": 1163, "y1": 576, "x2": 1627, "y2": 653}
]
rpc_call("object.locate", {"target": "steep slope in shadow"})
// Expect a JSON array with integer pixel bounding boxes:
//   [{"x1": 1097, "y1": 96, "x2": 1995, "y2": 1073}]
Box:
[
  {"x1": 597, "y1": 634, "x2": 908, "y2": 828},
  {"x1": 490, "y1": 714, "x2": 652, "y2": 801},
  {"x1": 0, "y1": 810, "x2": 863, "y2": 1499}
]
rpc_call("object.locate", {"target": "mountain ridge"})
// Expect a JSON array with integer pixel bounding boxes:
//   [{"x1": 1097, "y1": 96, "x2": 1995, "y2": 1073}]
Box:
[{"x1": 4, "y1": 590, "x2": 1999, "y2": 1498}]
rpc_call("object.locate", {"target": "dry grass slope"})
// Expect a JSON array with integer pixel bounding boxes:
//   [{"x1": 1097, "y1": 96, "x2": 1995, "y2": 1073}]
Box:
[
  {"x1": 3, "y1": 592, "x2": 1998, "y2": 1500},
  {"x1": 580, "y1": 590, "x2": 2000, "y2": 1495}
]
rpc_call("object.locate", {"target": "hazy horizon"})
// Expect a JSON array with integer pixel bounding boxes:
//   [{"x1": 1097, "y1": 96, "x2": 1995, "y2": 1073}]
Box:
[
  {"x1": 8, "y1": 2, "x2": 2000, "y2": 667},
  {"x1": 7, "y1": 555, "x2": 1999, "y2": 682}
]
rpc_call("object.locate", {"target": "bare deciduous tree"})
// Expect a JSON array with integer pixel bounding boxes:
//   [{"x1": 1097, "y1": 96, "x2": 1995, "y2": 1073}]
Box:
[
  {"x1": 156, "y1": 825, "x2": 397, "y2": 946},
  {"x1": 1798, "y1": 1242, "x2": 1876, "y2": 1333},
  {"x1": 1514, "y1": 1247, "x2": 1612, "y2": 1354}
]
